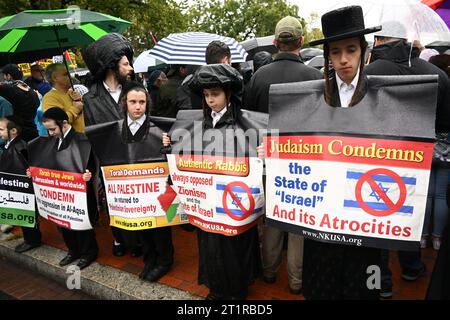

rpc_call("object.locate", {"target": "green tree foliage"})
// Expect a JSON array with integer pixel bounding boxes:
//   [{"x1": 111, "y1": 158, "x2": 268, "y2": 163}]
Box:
[
  {"x1": 0, "y1": 0, "x2": 323, "y2": 55},
  {"x1": 303, "y1": 12, "x2": 324, "y2": 48},
  {"x1": 186, "y1": 0, "x2": 301, "y2": 41}
]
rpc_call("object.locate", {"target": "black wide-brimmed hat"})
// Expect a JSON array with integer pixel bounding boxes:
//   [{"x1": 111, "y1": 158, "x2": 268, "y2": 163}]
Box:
[
  {"x1": 309, "y1": 6, "x2": 381, "y2": 46},
  {"x1": 82, "y1": 33, "x2": 134, "y2": 80},
  {"x1": 188, "y1": 64, "x2": 243, "y2": 93}
]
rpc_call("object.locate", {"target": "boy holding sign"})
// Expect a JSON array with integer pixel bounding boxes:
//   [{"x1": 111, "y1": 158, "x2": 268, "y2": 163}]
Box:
[{"x1": 0, "y1": 116, "x2": 41, "y2": 251}]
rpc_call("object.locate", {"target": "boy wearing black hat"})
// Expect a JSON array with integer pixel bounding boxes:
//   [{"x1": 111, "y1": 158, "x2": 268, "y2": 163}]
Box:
[
  {"x1": 36, "y1": 107, "x2": 99, "y2": 269},
  {"x1": 304, "y1": 6, "x2": 382, "y2": 300}
]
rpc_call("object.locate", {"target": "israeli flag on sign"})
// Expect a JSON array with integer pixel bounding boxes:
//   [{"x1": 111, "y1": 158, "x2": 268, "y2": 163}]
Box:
[
  {"x1": 344, "y1": 169, "x2": 417, "y2": 216},
  {"x1": 215, "y1": 182, "x2": 264, "y2": 219}
]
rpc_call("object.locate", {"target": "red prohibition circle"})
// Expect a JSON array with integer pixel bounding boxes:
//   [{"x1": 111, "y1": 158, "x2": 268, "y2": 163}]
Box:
[
  {"x1": 222, "y1": 181, "x2": 255, "y2": 221},
  {"x1": 355, "y1": 168, "x2": 407, "y2": 217}
]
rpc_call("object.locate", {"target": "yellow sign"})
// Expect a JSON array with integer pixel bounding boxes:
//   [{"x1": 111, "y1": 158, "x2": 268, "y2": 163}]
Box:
[
  {"x1": 18, "y1": 63, "x2": 31, "y2": 77},
  {"x1": 16, "y1": 51, "x2": 77, "y2": 78}
]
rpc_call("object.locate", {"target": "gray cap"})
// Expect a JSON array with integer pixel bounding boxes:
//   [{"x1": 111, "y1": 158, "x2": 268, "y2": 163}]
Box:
[{"x1": 375, "y1": 20, "x2": 408, "y2": 40}]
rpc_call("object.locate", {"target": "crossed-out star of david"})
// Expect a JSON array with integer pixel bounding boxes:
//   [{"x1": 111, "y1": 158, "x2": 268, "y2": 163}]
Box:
[{"x1": 369, "y1": 183, "x2": 389, "y2": 201}]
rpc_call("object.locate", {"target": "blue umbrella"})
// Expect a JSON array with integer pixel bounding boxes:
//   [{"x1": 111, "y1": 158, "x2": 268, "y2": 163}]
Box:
[{"x1": 148, "y1": 32, "x2": 248, "y2": 65}]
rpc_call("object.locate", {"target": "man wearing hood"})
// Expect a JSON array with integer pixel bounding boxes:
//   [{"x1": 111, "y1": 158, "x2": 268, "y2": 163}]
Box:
[{"x1": 365, "y1": 20, "x2": 450, "y2": 299}]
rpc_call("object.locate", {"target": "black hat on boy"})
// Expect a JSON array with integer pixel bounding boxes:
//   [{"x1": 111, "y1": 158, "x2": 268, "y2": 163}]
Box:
[{"x1": 309, "y1": 6, "x2": 381, "y2": 46}]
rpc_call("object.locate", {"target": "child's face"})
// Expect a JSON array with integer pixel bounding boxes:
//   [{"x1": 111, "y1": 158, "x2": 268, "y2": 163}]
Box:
[
  {"x1": 127, "y1": 90, "x2": 147, "y2": 121},
  {"x1": 203, "y1": 87, "x2": 227, "y2": 113},
  {"x1": 0, "y1": 121, "x2": 8, "y2": 141},
  {"x1": 329, "y1": 37, "x2": 362, "y2": 85},
  {"x1": 43, "y1": 120, "x2": 63, "y2": 138}
]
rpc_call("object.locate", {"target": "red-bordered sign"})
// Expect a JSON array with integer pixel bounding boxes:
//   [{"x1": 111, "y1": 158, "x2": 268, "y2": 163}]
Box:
[
  {"x1": 355, "y1": 168, "x2": 407, "y2": 217},
  {"x1": 222, "y1": 181, "x2": 255, "y2": 221}
]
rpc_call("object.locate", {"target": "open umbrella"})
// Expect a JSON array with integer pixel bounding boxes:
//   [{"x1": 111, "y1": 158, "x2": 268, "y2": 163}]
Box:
[
  {"x1": 0, "y1": 8, "x2": 131, "y2": 86},
  {"x1": 133, "y1": 49, "x2": 165, "y2": 73},
  {"x1": 325, "y1": 0, "x2": 450, "y2": 45},
  {"x1": 422, "y1": 0, "x2": 450, "y2": 29},
  {"x1": 148, "y1": 32, "x2": 248, "y2": 65},
  {"x1": 425, "y1": 40, "x2": 450, "y2": 52},
  {"x1": 240, "y1": 35, "x2": 276, "y2": 61},
  {"x1": 305, "y1": 55, "x2": 325, "y2": 69},
  {"x1": 0, "y1": 47, "x2": 71, "y2": 67},
  {"x1": 300, "y1": 48, "x2": 323, "y2": 61}
]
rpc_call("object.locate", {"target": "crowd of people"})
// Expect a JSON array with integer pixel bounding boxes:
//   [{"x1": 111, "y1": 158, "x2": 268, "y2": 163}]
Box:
[{"x1": 1, "y1": 5, "x2": 450, "y2": 300}]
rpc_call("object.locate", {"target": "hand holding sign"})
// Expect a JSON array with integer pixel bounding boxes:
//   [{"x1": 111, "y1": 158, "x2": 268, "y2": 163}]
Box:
[
  {"x1": 162, "y1": 133, "x2": 170, "y2": 147},
  {"x1": 82, "y1": 169, "x2": 92, "y2": 182}
]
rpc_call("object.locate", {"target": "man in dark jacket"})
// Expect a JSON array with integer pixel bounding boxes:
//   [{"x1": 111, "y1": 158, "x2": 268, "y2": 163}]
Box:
[
  {"x1": 366, "y1": 22, "x2": 450, "y2": 135},
  {"x1": 151, "y1": 65, "x2": 187, "y2": 118},
  {"x1": 244, "y1": 17, "x2": 323, "y2": 113},
  {"x1": 365, "y1": 20, "x2": 450, "y2": 299},
  {"x1": 0, "y1": 64, "x2": 39, "y2": 142}
]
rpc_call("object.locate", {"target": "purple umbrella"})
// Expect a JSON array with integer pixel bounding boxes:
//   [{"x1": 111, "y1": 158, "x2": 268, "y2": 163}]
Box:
[
  {"x1": 436, "y1": 1, "x2": 450, "y2": 28},
  {"x1": 423, "y1": 0, "x2": 450, "y2": 28}
]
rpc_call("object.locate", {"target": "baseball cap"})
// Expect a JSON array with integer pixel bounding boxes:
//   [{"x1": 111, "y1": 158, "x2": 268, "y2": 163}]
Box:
[{"x1": 275, "y1": 16, "x2": 303, "y2": 42}]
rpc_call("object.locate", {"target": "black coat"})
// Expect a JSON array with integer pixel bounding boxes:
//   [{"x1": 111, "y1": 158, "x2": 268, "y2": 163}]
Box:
[
  {"x1": 83, "y1": 82, "x2": 123, "y2": 126},
  {"x1": 0, "y1": 81, "x2": 39, "y2": 142},
  {"x1": 244, "y1": 52, "x2": 323, "y2": 113},
  {"x1": 0, "y1": 138, "x2": 28, "y2": 174},
  {"x1": 151, "y1": 74, "x2": 184, "y2": 118},
  {"x1": 365, "y1": 40, "x2": 450, "y2": 133},
  {"x1": 302, "y1": 71, "x2": 380, "y2": 300},
  {"x1": 197, "y1": 100, "x2": 263, "y2": 298},
  {"x1": 28, "y1": 129, "x2": 98, "y2": 225},
  {"x1": 169, "y1": 64, "x2": 265, "y2": 297}
]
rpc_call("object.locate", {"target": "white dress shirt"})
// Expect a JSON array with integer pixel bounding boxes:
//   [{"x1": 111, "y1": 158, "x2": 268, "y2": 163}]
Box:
[
  {"x1": 4, "y1": 137, "x2": 15, "y2": 150},
  {"x1": 127, "y1": 114, "x2": 146, "y2": 136},
  {"x1": 58, "y1": 126, "x2": 72, "y2": 150},
  {"x1": 335, "y1": 69, "x2": 360, "y2": 108},
  {"x1": 103, "y1": 81, "x2": 122, "y2": 104},
  {"x1": 211, "y1": 106, "x2": 227, "y2": 128}
]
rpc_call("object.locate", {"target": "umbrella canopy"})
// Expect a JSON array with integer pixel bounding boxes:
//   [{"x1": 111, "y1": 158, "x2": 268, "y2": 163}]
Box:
[
  {"x1": 300, "y1": 48, "x2": 324, "y2": 61},
  {"x1": 0, "y1": 46, "x2": 71, "y2": 67},
  {"x1": 425, "y1": 40, "x2": 450, "y2": 52},
  {"x1": 240, "y1": 35, "x2": 276, "y2": 61},
  {"x1": 305, "y1": 55, "x2": 325, "y2": 69},
  {"x1": 0, "y1": 9, "x2": 131, "y2": 53},
  {"x1": 133, "y1": 49, "x2": 165, "y2": 73},
  {"x1": 422, "y1": 0, "x2": 450, "y2": 29},
  {"x1": 325, "y1": 0, "x2": 450, "y2": 45},
  {"x1": 148, "y1": 32, "x2": 248, "y2": 65}
]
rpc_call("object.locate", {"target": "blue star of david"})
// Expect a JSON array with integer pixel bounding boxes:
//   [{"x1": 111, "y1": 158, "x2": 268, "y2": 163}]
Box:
[
  {"x1": 369, "y1": 183, "x2": 389, "y2": 201},
  {"x1": 231, "y1": 194, "x2": 242, "y2": 207}
]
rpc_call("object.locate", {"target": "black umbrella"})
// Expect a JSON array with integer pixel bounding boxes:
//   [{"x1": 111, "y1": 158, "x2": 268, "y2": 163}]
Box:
[
  {"x1": 300, "y1": 48, "x2": 323, "y2": 61},
  {"x1": 241, "y1": 35, "x2": 277, "y2": 61},
  {"x1": 425, "y1": 41, "x2": 450, "y2": 53}
]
